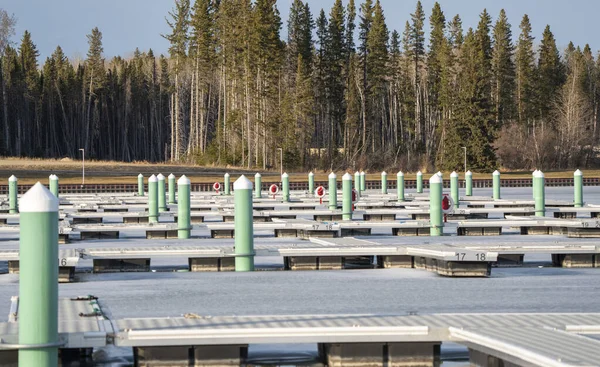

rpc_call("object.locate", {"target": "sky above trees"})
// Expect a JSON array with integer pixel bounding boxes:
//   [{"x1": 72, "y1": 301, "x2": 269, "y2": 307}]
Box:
[{"x1": 3, "y1": 0, "x2": 600, "y2": 61}]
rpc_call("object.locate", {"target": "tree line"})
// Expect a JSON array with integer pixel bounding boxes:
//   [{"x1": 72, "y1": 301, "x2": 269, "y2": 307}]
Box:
[{"x1": 0, "y1": 1, "x2": 597, "y2": 172}]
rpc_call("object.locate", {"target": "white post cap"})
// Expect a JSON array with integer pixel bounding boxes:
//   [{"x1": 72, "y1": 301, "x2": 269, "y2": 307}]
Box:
[
  {"x1": 168, "y1": 173, "x2": 175, "y2": 179},
  {"x1": 138, "y1": 173, "x2": 144, "y2": 178},
  {"x1": 177, "y1": 175, "x2": 191, "y2": 185},
  {"x1": 157, "y1": 173, "x2": 165, "y2": 180},
  {"x1": 8, "y1": 175, "x2": 17, "y2": 182},
  {"x1": 224, "y1": 172, "x2": 230, "y2": 178},
  {"x1": 233, "y1": 175, "x2": 253, "y2": 190},
  {"x1": 437, "y1": 171, "x2": 442, "y2": 177},
  {"x1": 397, "y1": 171, "x2": 404, "y2": 177},
  {"x1": 493, "y1": 170, "x2": 500, "y2": 176},
  {"x1": 329, "y1": 172, "x2": 337, "y2": 179},
  {"x1": 360, "y1": 171, "x2": 365, "y2": 175},
  {"x1": 282, "y1": 172, "x2": 289, "y2": 178},
  {"x1": 308, "y1": 172, "x2": 314, "y2": 176},
  {"x1": 450, "y1": 171, "x2": 458, "y2": 178},
  {"x1": 342, "y1": 173, "x2": 352, "y2": 180},
  {"x1": 466, "y1": 170, "x2": 472, "y2": 176},
  {"x1": 533, "y1": 170, "x2": 545, "y2": 178},
  {"x1": 49, "y1": 174, "x2": 58, "y2": 180},
  {"x1": 417, "y1": 171, "x2": 422, "y2": 176},
  {"x1": 149, "y1": 174, "x2": 157, "y2": 182},
  {"x1": 574, "y1": 169, "x2": 583, "y2": 176},
  {"x1": 381, "y1": 171, "x2": 387, "y2": 176},
  {"x1": 20, "y1": 182, "x2": 58, "y2": 213},
  {"x1": 255, "y1": 172, "x2": 261, "y2": 178},
  {"x1": 429, "y1": 174, "x2": 442, "y2": 184}
]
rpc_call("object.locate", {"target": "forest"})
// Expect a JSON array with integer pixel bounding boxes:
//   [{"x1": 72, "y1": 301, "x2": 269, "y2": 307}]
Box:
[{"x1": 0, "y1": 1, "x2": 597, "y2": 172}]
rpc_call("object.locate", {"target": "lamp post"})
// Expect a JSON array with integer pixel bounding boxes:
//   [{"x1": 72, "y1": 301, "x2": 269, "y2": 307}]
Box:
[
  {"x1": 277, "y1": 148, "x2": 283, "y2": 176},
  {"x1": 79, "y1": 148, "x2": 85, "y2": 187}
]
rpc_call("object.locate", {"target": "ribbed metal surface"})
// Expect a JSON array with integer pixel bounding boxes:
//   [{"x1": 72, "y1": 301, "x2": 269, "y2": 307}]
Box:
[{"x1": 451, "y1": 326, "x2": 600, "y2": 366}]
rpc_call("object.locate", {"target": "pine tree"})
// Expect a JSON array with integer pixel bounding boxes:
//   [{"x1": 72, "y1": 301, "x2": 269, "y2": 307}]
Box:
[
  {"x1": 427, "y1": 2, "x2": 445, "y2": 161},
  {"x1": 84, "y1": 27, "x2": 105, "y2": 154},
  {"x1": 515, "y1": 14, "x2": 536, "y2": 127},
  {"x1": 491, "y1": 9, "x2": 515, "y2": 127},
  {"x1": 408, "y1": 1, "x2": 425, "y2": 150},
  {"x1": 537, "y1": 25, "x2": 564, "y2": 123}
]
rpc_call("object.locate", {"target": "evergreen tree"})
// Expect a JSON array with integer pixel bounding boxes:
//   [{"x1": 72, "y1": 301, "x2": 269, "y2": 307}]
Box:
[
  {"x1": 515, "y1": 14, "x2": 536, "y2": 127},
  {"x1": 491, "y1": 9, "x2": 515, "y2": 127},
  {"x1": 537, "y1": 25, "x2": 563, "y2": 123}
]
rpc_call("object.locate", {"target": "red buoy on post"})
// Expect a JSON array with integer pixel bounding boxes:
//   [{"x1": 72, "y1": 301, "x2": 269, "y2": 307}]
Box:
[
  {"x1": 315, "y1": 185, "x2": 325, "y2": 205},
  {"x1": 213, "y1": 182, "x2": 221, "y2": 195},
  {"x1": 441, "y1": 194, "x2": 454, "y2": 223},
  {"x1": 269, "y1": 184, "x2": 279, "y2": 199},
  {"x1": 351, "y1": 189, "x2": 358, "y2": 210}
]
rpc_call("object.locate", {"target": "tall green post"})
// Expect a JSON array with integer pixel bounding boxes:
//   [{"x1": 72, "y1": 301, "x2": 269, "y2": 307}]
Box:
[
  {"x1": 148, "y1": 174, "x2": 158, "y2": 223},
  {"x1": 450, "y1": 171, "x2": 459, "y2": 208},
  {"x1": 308, "y1": 172, "x2": 315, "y2": 195},
  {"x1": 465, "y1": 170, "x2": 473, "y2": 196},
  {"x1": 137, "y1": 173, "x2": 144, "y2": 196},
  {"x1": 532, "y1": 170, "x2": 538, "y2": 199},
  {"x1": 9, "y1": 175, "x2": 18, "y2": 214},
  {"x1": 360, "y1": 171, "x2": 366, "y2": 192},
  {"x1": 429, "y1": 174, "x2": 443, "y2": 236},
  {"x1": 416, "y1": 171, "x2": 423, "y2": 193},
  {"x1": 282, "y1": 172, "x2": 290, "y2": 202},
  {"x1": 574, "y1": 169, "x2": 583, "y2": 207},
  {"x1": 493, "y1": 170, "x2": 501, "y2": 200},
  {"x1": 19, "y1": 182, "x2": 59, "y2": 367},
  {"x1": 354, "y1": 171, "x2": 361, "y2": 197},
  {"x1": 534, "y1": 170, "x2": 545, "y2": 217},
  {"x1": 254, "y1": 173, "x2": 262, "y2": 198},
  {"x1": 234, "y1": 176, "x2": 254, "y2": 271},
  {"x1": 381, "y1": 171, "x2": 388, "y2": 194},
  {"x1": 49, "y1": 174, "x2": 58, "y2": 198},
  {"x1": 342, "y1": 173, "x2": 353, "y2": 220},
  {"x1": 397, "y1": 171, "x2": 405, "y2": 202},
  {"x1": 157, "y1": 173, "x2": 167, "y2": 212},
  {"x1": 328, "y1": 172, "x2": 337, "y2": 210},
  {"x1": 224, "y1": 173, "x2": 231, "y2": 195},
  {"x1": 177, "y1": 175, "x2": 191, "y2": 239},
  {"x1": 168, "y1": 173, "x2": 176, "y2": 204}
]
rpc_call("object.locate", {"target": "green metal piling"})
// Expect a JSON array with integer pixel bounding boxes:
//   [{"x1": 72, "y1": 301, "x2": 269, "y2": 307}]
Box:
[
  {"x1": 354, "y1": 171, "x2": 361, "y2": 198},
  {"x1": 224, "y1": 173, "x2": 231, "y2": 195},
  {"x1": 137, "y1": 173, "x2": 144, "y2": 196},
  {"x1": 148, "y1": 174, "x2": 158, "y2": 223},
  {"x1": 342, "y1": 173, "x2": 353, "y2": 220},
  {"x1": 574, "y1": 169, "x2": 583, "y2": 207},
  {"x1": 308, "y1": 172, "x2": 315, "y2": 195},
  {"x1": 328, "y1": 172, "x2": 337, "y2": 210},
  {"x1": 282, "y1": 172, "x2": 290, "y2": 202},
  {"x1": 255, "y1": 173, "x2": 262, "y2": 199},
  {"x1": 19, "y1": 182, "x2": 59, "y2": 367},
  {"x1": 234, "y1": 176, "x2": 254, "y2": 271},
  {"x1": 49, "y1": 174, "x2": 58, "y2": 198},
  {"x1": 465, "y1": 170, "x2": 473, "y2": 196},
  {"x1": 360, "y1": 171, "x2": 366, "y2": 192},
  {"x1": 534, "y1": 170, "x2": 545, "y2": 217},
  {"x1": 493, "y1": 170, "x2": 501, "y2": 200},
  {"x1": 168, "y1": 174, "x2": 176, "y2": 204},
  {"x1": 416, "y1": 171, "x2": 423, "y2": 193},
  {"x1": 429, "y1": 174, "x2": 443, "y2": 236},
  {"x1": 9, "y1": 175, "x2": 18, "y2": 214},
  {"x1": 397, "y1": 171, "x2": 404, "y2": 202},
  {"x1": 381, "y1": 171, "x2": 388, "y2": 194},
  {"x1": 157, "y1": 174, "x2": 166, "y2": 212},
  {"x1": 450, "y1": 171, "x2": 459, "y2": 208},
  {"x1": 177, "y1": 175, "x2": 191, "y2": 239}
]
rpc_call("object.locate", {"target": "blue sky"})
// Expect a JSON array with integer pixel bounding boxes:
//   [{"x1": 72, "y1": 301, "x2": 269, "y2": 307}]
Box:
[{"x1": 1, "y1": 0, "x2": 596, "y2": 62}]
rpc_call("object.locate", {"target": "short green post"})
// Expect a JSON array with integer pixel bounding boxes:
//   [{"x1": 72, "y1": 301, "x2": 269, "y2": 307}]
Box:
[
  {"x1": 157, "y1": 173, "x2": 167, "y2": 212},
  {"x1": 168, "y1": 173, "x2": 176, "y2": 204},
  {"x1": 450, "y1": 171, "x2": 459, "y2": 208},
  {"x1": 255, "y1": 173, "x2": 262, "y2": 199},
  {"x1": 397, "y1": 171, "x2": 405, "y2": 202},
  {"x1": 282, "y1": 172, "x2": 290, "y2": 202},
  {"x1": 360, "y1": 171, "x2": 366, "y2": 192},
  {"x1": 429, "y1": 174, "x2": 443, "y2": 236},
  {"x1": 534, "y1": 170, "x2": 545, "y2": 217},
  {"x1": 493, "y1": 170, "x2": 501, "y2": 200},
  {"x1": 416, "y1": 171, "x2": 423, "y2": 193},
  {"x1": 308, "y1": 172, "x2": 315, "y2": 195},
  {"x1": 354, "y1": 171, "x2": 361, "y2": 197},
  {"x1": 9, "y1": 175, "x2": 18, "y2": 214},
  {"x1": 177, "y1": 175, "x2": 191, "y2": 239},
  {"x1": 49, "y1": 174, "x2": 58, "y2": 198},
  {"x1": 328, "y1": 172, "x2": 337, "y2": 210},
  {"x1": 465, "y1": 170, "x2": 473, "y2": 196},
  {"x1": 137, "y1": 173, "x2": 144, "y2": 196},
  {"x1": 234, "y1": 175, "x2": 254, "y2": 271},
  {"x1": 19, "y1": 182, "x2": 59, "y2": 367},
  {"x1": 224, "y1": 173, "x2": 231, "y2": 195},
  {"x1": 381, "y1": 171, "x2": 388, "y2": 194},
  {"x1": 342, "y1": 173, "x2": 353, "y2": 220},
  {"x1": 574, "y1": 169, "x2": 583, "y2": 207},
  {"x1": 532, "y1": 170, "x2": 538, "y2": 199},
  {"x1": 148, "y1": 174, "x2": 158, "y2": 223}
]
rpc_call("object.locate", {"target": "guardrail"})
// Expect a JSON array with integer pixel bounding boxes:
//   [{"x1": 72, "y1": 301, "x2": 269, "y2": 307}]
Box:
[{"x1": 0, "y1": 177, "x2": 598, "y2": 194}]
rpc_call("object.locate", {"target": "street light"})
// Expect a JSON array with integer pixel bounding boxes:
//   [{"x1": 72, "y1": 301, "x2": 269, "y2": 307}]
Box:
[
  {"x1": 461, "y1": 147, "x2": 467, "y2": 174},
  {"x1": 79, "y1": 148, "x2": 85, "y2": 187},
  {"x1": 277, "y1": 148, "x2": 283, "y2": 176}
]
